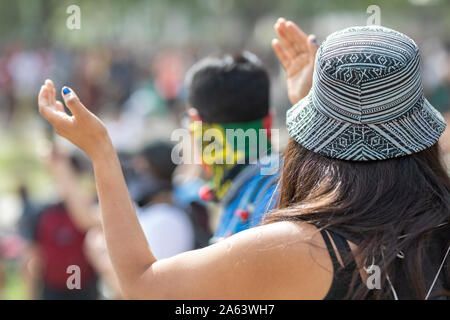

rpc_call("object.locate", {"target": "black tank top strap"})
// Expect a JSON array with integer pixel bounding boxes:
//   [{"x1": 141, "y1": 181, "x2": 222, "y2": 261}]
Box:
[
  {"x1": 319, "y1": 229, "x2": 362, "y2": 299},
  {"x1": 319, "y1": 229, "x2": 342, "y2": 272},
  {"x1": 328, "y1": 229, "x2": 357, "y2": 269}
]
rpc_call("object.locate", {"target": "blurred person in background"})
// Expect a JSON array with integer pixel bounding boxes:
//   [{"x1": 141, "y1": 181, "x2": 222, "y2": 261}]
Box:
[
  {"x1": 17, "y1": 185, "x2": 40, "y2": 243},
  {"x1": 427, "y1": 52, "x2": 450, "y2": 156},
  {"x1": 182, "y1": 52, "x2": 281, "y2": 242},
  {"x1": 0, "y1": 45, "x2": 16, "y2": 127},
  {"x1": 153, "y1": 51, "x2": 186, "y2": 109},
  {"x1": 21, "y1": 149, "x2": 100, "y2": 300},
  {"x1": 84, "y1": 141, "x2": 198, "y2": 299},
  {"x1": 132, "y1": 143, "x2": 212, "y2": 250},
  {"x1": 131, "y1": 141, "x2": 196, "y2": 258},
  {"x1": 419, "y1": 37, "x2": 450, "y2": 157}
]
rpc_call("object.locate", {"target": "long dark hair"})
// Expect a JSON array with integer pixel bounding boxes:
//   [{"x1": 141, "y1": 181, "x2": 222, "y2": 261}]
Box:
[{"x1": 265, "y1": 138, "x2": 450, "y2": 299}]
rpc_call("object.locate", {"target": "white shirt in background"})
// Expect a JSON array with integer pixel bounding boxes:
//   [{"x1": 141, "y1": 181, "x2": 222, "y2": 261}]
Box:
[{"x1": 138, "y1": 203, "x2": 195, "y2": 259}]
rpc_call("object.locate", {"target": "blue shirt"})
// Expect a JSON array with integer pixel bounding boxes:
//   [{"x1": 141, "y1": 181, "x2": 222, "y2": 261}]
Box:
[{"x1": 211, "y1": 154, "x2": 280, "y2": 242}]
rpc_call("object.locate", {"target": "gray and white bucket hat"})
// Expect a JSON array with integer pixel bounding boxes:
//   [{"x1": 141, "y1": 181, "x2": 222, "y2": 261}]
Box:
[{"x1": 286, "y1": 25, "x2": 446, "y2": 161}]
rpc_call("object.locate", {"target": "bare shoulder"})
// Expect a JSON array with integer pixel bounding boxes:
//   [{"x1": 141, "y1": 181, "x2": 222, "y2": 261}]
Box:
[
  {"x1": 216, "y1": 221, "x2": 334, "y2": 299},
  {"x1": 147, "y1": 220, "x2": 334, "y2": 299},
  {"x1": 223, "y1": 220, "x2": 325, "y2": 251}
]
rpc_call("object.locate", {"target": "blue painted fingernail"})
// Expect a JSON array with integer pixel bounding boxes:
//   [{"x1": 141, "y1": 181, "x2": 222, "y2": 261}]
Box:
[
  {"x1": 63, "y1": 87, "x2": 70, "y2": 95},
  {"x1": 312, "y1": 38, "x2": 317, "y2": 45}
]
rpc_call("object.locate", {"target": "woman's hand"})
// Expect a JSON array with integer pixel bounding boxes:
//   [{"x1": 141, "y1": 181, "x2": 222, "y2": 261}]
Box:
[
  {"x1": 272, "y1": 18, "x2": 319, "y2": 105},
  {"x1": 38, "y1": 79, "x2": 111, "y2": 162},
  {"x1": 38, "y1": 79, "x2": 155, "y2": 297}
]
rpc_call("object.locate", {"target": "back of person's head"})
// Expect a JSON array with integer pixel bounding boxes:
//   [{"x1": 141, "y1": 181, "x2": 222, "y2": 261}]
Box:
[
  {"x1": 69, "y1": 153, "x2": 85, "y2": 174},
  {"x1": 268, "y1": 25, "x2": 449, "y2": 299},
  {"x1": 186, "y1": 51, "x2": 270, "y2": 123},
  {"x1": 140, "y1": 141, "x2": 177, "y2": 182}
]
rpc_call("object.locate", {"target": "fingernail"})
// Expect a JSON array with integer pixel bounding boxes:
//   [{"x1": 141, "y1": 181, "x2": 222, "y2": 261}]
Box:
[
  {"x1": 62, "y1": 87, "x2": 70, "y2": 95},
  {"x1": 312, "y1": 38, "x2": 317, "y2": 45}
]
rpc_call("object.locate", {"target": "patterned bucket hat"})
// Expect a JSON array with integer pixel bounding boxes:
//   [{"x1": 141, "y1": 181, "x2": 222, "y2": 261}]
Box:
[{"x1": 286, "y1": 26, "x2": 446, "y2": 161}]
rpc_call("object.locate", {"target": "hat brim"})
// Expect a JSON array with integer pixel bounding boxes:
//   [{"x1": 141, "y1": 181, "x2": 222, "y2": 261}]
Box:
[{"x1": 286, "y1": 93, "x2": 446, "y2": 161}]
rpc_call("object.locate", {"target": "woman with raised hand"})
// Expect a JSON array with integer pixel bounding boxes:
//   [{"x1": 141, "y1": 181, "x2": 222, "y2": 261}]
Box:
[
  {"x1": 271, "y1": 17, "x2": 318, "y2": 105},
  {"x1": 38, "y1": 19, "x2": 449, "y2": 299}
]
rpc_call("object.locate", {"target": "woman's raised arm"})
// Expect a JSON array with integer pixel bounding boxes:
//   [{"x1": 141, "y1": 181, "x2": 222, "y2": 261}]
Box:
[
  {"x1": 37, "y1": 79, "x2": 328, "y2": 299},
  {"x1": 38, "y1": 79, "x2": 157, "y2": 296}
]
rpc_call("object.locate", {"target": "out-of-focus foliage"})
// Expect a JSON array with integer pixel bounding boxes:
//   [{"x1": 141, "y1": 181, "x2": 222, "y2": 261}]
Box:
[{"x1": 1, "y1": 0, "x2": 449, "y2": 48}]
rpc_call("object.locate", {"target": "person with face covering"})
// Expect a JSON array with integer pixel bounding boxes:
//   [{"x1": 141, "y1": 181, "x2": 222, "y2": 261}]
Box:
[{"x1": 37, "y1": 19, "x2": 449, "y2": 299}]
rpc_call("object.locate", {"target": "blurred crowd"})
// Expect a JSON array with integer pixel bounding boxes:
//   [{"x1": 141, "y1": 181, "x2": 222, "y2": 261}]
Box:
[
  {"x1": 0, "y1": 41, "x2": 221, "y2": 299},
  {"x1": 0, "y1": 20, "x2": 449, "y2": 299}
]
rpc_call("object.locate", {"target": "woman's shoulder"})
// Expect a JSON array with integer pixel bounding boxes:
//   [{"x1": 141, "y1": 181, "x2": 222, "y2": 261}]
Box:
[
  {"x1": 149, "y1": 220, "x2": 334, "y2": 299},
  {"x1": 228, "y1": 220, "x2": 324, "y2": 247},
  {"x1": 214, "y1": 220, "x2": 334, "y2": 299}
]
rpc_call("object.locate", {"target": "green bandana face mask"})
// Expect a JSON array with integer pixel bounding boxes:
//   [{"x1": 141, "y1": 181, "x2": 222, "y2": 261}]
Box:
[{"x1": 191, "y1": 118, "x2": 271, "y2": 199}]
